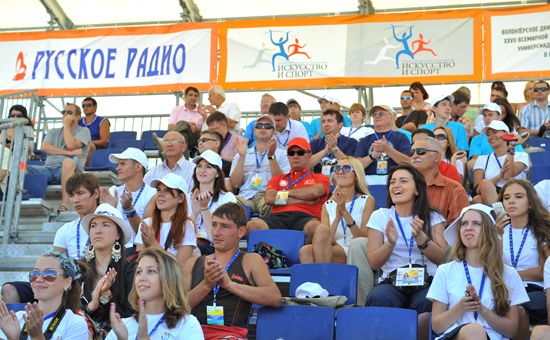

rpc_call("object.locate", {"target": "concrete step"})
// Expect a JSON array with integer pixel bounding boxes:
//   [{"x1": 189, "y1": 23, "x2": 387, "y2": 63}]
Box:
[
  {"x1": 42, "y1": 222, "x2": 65, "y2": 233},
  {"x1": 0, "y1": 244, "x2": 52, "y2": 256},
  {"x1": 0, "y1": 255, "x2": 38, "y2": 271},
  {"x1": 0, "y1": 271, "x2": 29, "y2": 285}
]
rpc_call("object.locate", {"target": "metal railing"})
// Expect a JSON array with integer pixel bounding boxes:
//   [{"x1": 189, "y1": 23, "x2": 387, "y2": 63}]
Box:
[{"x1": 0, "y1": 119, "x2": 32, "y2": 245}]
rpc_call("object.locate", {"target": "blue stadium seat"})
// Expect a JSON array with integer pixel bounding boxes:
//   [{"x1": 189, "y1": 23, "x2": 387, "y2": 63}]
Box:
[
  {"x1": 110, "y1": 139, "x2": 145, "y2": 150},
  {"x1": 369, "y1": 185, "x2": 388, "y2": 209},
  {"x1": 6, "y1": 304, "x2": 26, "y2": 312},
  {"x1": 27, "y1": 160, "x2": 45, "y2": 166},
  {"x1": 23, "y1": 173, "x2": 48, "y2": 199},
  {"x1": 141, "y1": 130, "x2": 167, "y2": 150},
  {"x1": 256, "y1": 305, "x2": 334, "y2": 340},
  {"x1": 247, "y1": 230, "x2": 305, "y2": 275},
  {"x1": 85, "y1": 148, "x2": 121, "y2": 171},
  {"x1": 289, "y1": 264, "x2": 358, "y2": 305},
  {"x1": 531, "y1": 165, "x2": 550, "y2": 185},
  {"x1": 528, "y1": 136, "x2": 549, "y2": 149},
  {"x1": 335, "y1": 307, "x2": 418, "y2": 340},
  {"x1": 529, "y1": 151, "x2": 550, "y2": 166},
  {"x1": 109, "y1": 131, "x2": 137, "y2": 144}
]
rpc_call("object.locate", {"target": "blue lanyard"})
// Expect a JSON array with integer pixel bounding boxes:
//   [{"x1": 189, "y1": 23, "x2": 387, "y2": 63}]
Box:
[
  {"x1": 287, "y1": 170, "x2": 312, "y2": 189},
  {"x1": 254, "y1": 148, "x2": 268, "y2": 170},
  {"x1": 394, "y1": 211, "x2": 414, "y2": 265},
  {"x1": 135, "y1": 314, "x2": 165, "y2": 340},
  {"x1": 347, "y1": 126, "x2": 361, "y2": 137},
  {"x1": 223, "y1": 133, "x2": 232, "y2": 149},
  {"x1": 509, "y1": 225, "x2": 531, "y2": 268},
  {"x1": 493, "y1": 153, "x2": 502, "y2": 169},
  {"x1": 198, "y1": 199, "x2": 215, "y2": 231},
  {"x1": 43, "y1": 311, "x2": 56, "y2": 321},
  {"x1": 276, "y1": 121, "x2": 292, "y2": 147},
  {"x1": 212, "y1": 250, "x2": 241, "y2": 304},
  {"x1": 124, "y1": 183, "x2": 145, "y2": 207},
  {"x1": 463, "y1": 261, "x2": 486, "y2": 321},
  {"x1": 374, "y1": 130, "x2": 392, "y2": 141},
  {"x1": 340, "y1": 193, "x2": 357, "y2": 241},
  {"x1": 401, "y1": 113, "x2": 413, "y2": 125}
]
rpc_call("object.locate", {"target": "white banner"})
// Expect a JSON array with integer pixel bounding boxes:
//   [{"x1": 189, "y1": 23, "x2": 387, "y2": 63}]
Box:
[
  {"x1": 490, "y1": 11, "x2": 550, "y2": 74},
  {"x1": 0, "y1": 27, "x2": 213, "y2": 95}
]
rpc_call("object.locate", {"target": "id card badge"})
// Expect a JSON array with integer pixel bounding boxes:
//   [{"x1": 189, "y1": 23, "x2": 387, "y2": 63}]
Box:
[
  {"x1": 376, "y1": 159, "x2": 388, "y2": 175},
  {"x1": 206, "y1": 305, "x2": 224, "y2": 325},
  {"x1": 275, "y1": 191, "x2": 289, "y2": 205},
  {"x1": 321, "y1": 165, "x2": 332, "y2": 177},
  {"x1": 250, "y1": 174, "x2": 263, "y2": 190},
  {"x1": 395, "y1": 267, "x2": 425, "y2": 287}
]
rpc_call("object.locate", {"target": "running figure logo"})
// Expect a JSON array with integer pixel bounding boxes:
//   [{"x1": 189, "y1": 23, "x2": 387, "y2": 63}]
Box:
[
  {"x1": 267, "y1": 30, "x2": 311, "y2": 71},
  {"x1": 390, "y1": 25, "x2": 437, "y2": 69}
]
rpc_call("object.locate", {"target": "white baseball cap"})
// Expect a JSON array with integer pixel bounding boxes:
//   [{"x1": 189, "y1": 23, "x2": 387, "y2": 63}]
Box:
[
  {"x1": 81, "y1": 203, "x2": 134, "y2": 244},
  {"x1": 109, "y1": 147, "x2": 149, "y2": 170},
  {"x1": 479, "y1": 102, "x2": 502, "y2": 115},
  {"x1": 331, "y1": 97, "x2": 342, "y2": 106},
  {"x1": 429, "y1": 94, "x2": 454, "y2": 107},
  {"x1": 482, "y1": 120, "x2": 510, "y2": 134},
  {"x1": 318, "y1": 95, "x2": 333, "y2": 103},
  {"x1": 150, "y1": 173, "x2": 189, "y2": 193},
  {"x1": 369, "y1": 104, "x2": 396, "y2": 116},
  {"x1": 192, "y1": 149, "x2": 223, "y2": 169},
  {"x1": 444, "y1": 204, "x2": 496, "y2": 247},
  {"x1": 295, "y1": 282, "x2": 329, "y2": 298}
]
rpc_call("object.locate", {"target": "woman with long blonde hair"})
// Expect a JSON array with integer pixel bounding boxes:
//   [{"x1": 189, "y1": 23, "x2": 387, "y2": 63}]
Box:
[
  {"x1": 300, "y1": 157, "x2": 375, "y2": 263},
  {"x1": 428, "y1": 204, "x2": 528, "y2": 339},
  {"x1": 107, "y1": 248, "x2": 203, "y2": 339}
]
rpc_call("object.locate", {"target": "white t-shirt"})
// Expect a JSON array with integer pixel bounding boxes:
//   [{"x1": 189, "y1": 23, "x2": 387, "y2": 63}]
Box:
[
  {"x1": 135, "y1": 218, "x2": 197, "y2": 256},
  {"x1": 340, "y1": 125, "x2": 374, "y2": 141},
  {"x1": 109, "y1": 183, "x2": 156, "y2": 219},
  {"x1": 502, "y1": 225, "x2": 542, "y2": 287},
  {"x1": 53, "y1": 219, "x2": 88, "y2": 259},
  {"x1": 188, "y1": 191, "x2": 237, "y2": 240},
  {"x1": 473, "y1": 152, "x2": 530, "y2": 188},
  {"x1": 325, "y1": 194, "x2": 369, "y2": 254},
  {"x1": 0, "y1": 309, "x2": 89, "y2": 340},
  {"x1": 367, "y1": 206, "x2": 446, "y2": 279},
  {"x1": 544, "y1": 257, "x2": 550, "y2": 290},
  {"x1": 535, "y1": 180, "x2": 550, "y2": 213},
  {"x1": 105, "y1": 313, "x2": 204, "y2": 340},
  {"x1": 427, "y1": 260, "x2": 529, "y2": 340}
]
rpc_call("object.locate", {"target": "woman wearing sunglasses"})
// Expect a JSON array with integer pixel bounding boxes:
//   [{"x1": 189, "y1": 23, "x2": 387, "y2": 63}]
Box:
[
  {"x1": 366, "y1": 164, "x2": 447, "y2": 328},
  {"x1": 496, "y1": 180, "x2": 550, "y2": 339},
  {"x1": 428, "y1": 204, "x2": 528, "y2": 340},
  {"x1": 433, "y1": 127, "x2": 466, "y2": 181},
  {"x1": 107, "y1": 248, "x2": 203, "y2": 340},
  {"x1": 300, "y1": 157, "x2": 375, "y2": 264},
  {"x1": 136, "y1": 173, "x2": 197, "y2": 271},
  {"x1": 0, "y1": 251, "x2": 89, "y2": 340},
  {"x1": 190, "y1": 150, "x2": 236, "y2": 255},
  {"x1": 79, "y1": 203, "x2": 135, "y2": 336}
]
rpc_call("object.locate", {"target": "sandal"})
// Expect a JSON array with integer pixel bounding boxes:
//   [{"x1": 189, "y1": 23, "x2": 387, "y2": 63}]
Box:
[{"x1": 57, "y1": 205, "x2": 68, "y2": 213}]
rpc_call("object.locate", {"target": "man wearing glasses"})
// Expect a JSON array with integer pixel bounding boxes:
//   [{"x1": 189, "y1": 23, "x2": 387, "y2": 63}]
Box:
[
  {"x1": 197, "y1": 130, "x2": 231, "y2": 176},
  {"x1": 396, "y1": 90, "x2": 427, "y2": 133},
  {"x1": 246, "y1": 137, "x2": 330, "y2": 243},
  {"x1": 78, "y1": 97, "x2": 110, "y2": 167},
  {"x1": 230, "y1": 114, "x2": 290, "y2": 217},
  {"x1": 520, "y1": 80, "x2": 550, "y2": 136},
  {"x1": 355, "y1": 105, "x2": 411, "y2": 185},
  {"x1": 27, "y1": 103, "x2": 91, "y2": 212}
]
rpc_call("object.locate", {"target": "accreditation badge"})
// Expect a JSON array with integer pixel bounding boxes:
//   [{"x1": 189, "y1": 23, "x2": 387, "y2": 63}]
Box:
[
  {"x1": 250, "y1": 174, "x2": 262, "y2": 190},
  {"x1": 395, "y1": 266, "x2": 425, "y2": 287},
  {"x1": 275, "y1": 191, "x2": 289, "y2": 205},
  {"x1": 206, "y1": 305, "x2": 224, "y2": 325}
]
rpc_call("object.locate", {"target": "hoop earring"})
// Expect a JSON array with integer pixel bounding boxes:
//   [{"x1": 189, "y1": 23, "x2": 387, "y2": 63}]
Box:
[
  {"x1": 84, "y1": 245, "x2": 95, "y2": 262},
  {"x1": 111, "y1": 241, "x2": 122, "y2": 263}
]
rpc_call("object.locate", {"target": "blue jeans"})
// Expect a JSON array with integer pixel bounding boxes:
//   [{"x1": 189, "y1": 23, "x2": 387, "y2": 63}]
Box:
[
  {"x1": 366, "y1": 282, "x2": 432, "y2": 314},
  {"x1": 27, "y1": 165, "x2": 62, "y2": 184}
]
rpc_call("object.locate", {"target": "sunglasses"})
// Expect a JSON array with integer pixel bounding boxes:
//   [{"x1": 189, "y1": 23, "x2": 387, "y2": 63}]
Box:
[
  {"x1": 400, "y1": 96, "x2": 412, "y2": 100},
  {"x1": 61, "y1": 110, "x2": 75, "y2": 115},
  {"x1": 435, "y1": 134, "x2": 448, "y2": 141},
  {"x1": 82, "y1": 103, "x2": 94, "y2": 108},
  {"x1": 333, "y1": 164, "x2": 354, "y2": 173},
  {"x1": 29, "y1": 269, "x2": 61, "y2": 283},
  {"x1": 287, "y1": 150, "x2": 309, "y2": 156},
  {"x1": 255, "y1": 122, "x2": 274, "y2": 129},
  {"x1": 534, "y1": 87, "x2": 549, "y2": 92},
  {"x1": 411, "y1": 147, "x2": 439, "y2": 156},
  {"x1": 371, "y1": 111, "x2": 388, "y2": 118},
  {"x1": 198, "y1": 137, "x2": 217, "y2": 143}
]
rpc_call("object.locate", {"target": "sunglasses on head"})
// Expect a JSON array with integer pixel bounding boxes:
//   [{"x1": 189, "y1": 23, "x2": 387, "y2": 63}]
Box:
[
  {"x1": 400, "y1": 96, "x2": 412, "y2": 100},
  {"x1": 534, "y1": 87, "x2": 549, "y2": 92},
  {"x1": 61, "y1": 110, "x2": 74, "y2": 115},
  {"x1": 435, "y1": 134, "x2": 448, "y2": 141},
  {"x1": 255, "y1": 122, "x2": 274, "y2": 129},
  {"x1": 333, "y1": 164, "x2": 354, "y2": 173},
  {"x1": 29, "y1": 269, "x2": 61, "y2": 283},
  {"x1": 287, "y1": 150, "x2": 309, "y2": 156},
  {"x1": 411, "y1": 147, "x2": 439, "y2": 156},
  {"x1": 82, "y1": 103, "x2": 94, "y2": 108},
  {"x1": 371, "y1": 111, "x2": 387, "y2": 118}
]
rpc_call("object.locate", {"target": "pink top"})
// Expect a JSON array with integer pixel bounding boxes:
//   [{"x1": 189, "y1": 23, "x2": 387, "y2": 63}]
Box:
[{"x1": 169, "y1": 104, "x2": 204, "y2": 129}]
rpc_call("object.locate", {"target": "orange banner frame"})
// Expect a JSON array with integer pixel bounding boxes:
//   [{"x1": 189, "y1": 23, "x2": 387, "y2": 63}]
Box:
[
  {"x1": 483, "y1": 4, "x2": 550, "y2": 81},
  {"x1": 218, "y1": 9, "x2": 483, "y2": 90},
  {"x1": 0, "y1": 22, "x2": 219, "y2": 97}
]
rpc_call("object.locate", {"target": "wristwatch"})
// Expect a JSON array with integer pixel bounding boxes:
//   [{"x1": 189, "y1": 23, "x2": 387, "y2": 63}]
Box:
[
  {"x1": 368, "y1": 154, "x2": 376, "y2": 161},
  {"x1": 346, "y1": 221, "x2": 357, "y2": 228},
  {"x1": 268, "y1": 155, "x2": 276, "y2": 160},
  {"x1": 99, "y1": 294, "x2": 111, "y2": 305}
]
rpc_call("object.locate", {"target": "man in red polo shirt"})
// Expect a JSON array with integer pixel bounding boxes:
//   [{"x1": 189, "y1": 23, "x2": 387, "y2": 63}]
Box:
[{"x1": 246, "y1": 137, "x2": 330, "y2": 243}]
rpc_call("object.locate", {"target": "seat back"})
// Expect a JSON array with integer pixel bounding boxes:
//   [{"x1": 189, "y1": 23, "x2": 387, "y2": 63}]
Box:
[
  {"x1": 110, "y1": 139, "x2": 145, "y2": 150},
  {"x1": 531, "y1": 165, "x2": 550, "y2": 185},
  {"x1": 528, "y1": 136, "x2": 549, "y2": 149},
  {"x1": 6, "y1": 304, "x2": 26, "y2": 312},
  {"x1": 335, "y1": 307, "x2": 417, "y2": 340},
  {"x1": 141, "y1": 130, "x2": 167, "y2": 150},
  {"x1": 86, "y1": 148, "x2": 121, "y2": 171},
  {"x1": 109, "y1": 131, "x2": 137, "y2": 143},
  {"x1": 247, "y1": 230, "x2": 305, "y2": 267},
  {"x1": 368, "y1": 185, "x2": 388, "y2": 209},
  {"x1": 530, "y1": 151, "x2": 550, "y2": 166},
  {"x1": 23, "y1": 173, "x2": 48, "y2": 199},
  {"x1": 290, "y1": 263, "x2": 358, "y2": 305},
  {"x1": 256, "y1": 305, "x2": 334, "y2": 340}
]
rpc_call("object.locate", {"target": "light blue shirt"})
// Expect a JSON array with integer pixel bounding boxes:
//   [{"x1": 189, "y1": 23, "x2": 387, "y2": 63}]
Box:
[
  {"x1": 520, "y1": 101, "x2": 550, "y2": 131},
  {"x1": 423, "y1": 121, "x2": 469, "y2": 151},
  {"x1": 309, "y1": 115, "x2": 352, "y2": 139}
]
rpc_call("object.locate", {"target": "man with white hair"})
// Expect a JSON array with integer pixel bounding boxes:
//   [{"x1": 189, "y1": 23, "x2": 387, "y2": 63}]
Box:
[{"x1": 207, "y1": 85, "x2": 242, "y2": 135}]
